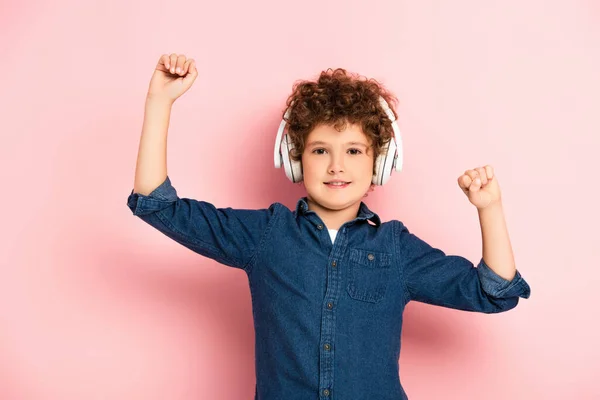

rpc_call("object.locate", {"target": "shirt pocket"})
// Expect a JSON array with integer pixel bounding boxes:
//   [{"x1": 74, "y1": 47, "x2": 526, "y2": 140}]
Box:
[{"x1": 346, "y1": 248, "x2": 393, "y2": 303}]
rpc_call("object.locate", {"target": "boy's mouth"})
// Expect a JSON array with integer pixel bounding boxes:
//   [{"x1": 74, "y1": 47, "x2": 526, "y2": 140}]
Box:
[{"x1": 324, "y1": 181, "x2": 351, "y2": 188}]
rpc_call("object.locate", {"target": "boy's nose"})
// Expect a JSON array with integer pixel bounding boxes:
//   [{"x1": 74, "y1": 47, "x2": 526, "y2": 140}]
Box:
[{"x1": 328, "y1": 157, "x2": 345, "y2": 173}]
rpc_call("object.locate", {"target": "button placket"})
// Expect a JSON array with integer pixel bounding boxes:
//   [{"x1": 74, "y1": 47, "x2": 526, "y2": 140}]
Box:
[{"x1": 319, "y1": 225, "x2": 345, "y2": 398}]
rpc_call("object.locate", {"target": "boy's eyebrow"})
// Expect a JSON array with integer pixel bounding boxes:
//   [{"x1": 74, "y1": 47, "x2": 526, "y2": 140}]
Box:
[{"x1": 307, "y1": 141, "x2": 368, "y2": 148}]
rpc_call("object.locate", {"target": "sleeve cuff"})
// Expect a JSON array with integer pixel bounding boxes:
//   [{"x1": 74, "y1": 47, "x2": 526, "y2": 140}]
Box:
[
  {"x1": 127, "y1": 176, "x2": 179, "y2": 216},
  {"x1": 477, "y1": 258, "x2": 531, "y2": 299}
]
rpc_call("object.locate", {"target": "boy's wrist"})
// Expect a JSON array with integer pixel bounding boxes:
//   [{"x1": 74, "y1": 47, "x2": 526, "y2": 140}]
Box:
[{"x1": 145, "y1": 93, "x2": 174, "y2": 108}]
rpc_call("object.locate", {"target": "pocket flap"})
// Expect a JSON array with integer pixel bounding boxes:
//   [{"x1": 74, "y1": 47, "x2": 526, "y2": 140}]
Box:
[{"x1": 348, "y1": 249, "x2": 392, "y2": 267}]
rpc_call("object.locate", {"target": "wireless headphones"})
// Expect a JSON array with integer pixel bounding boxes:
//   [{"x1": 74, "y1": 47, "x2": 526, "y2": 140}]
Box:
[{"x1": 274, "y1": 96, "x2": 403, "y2": 185}]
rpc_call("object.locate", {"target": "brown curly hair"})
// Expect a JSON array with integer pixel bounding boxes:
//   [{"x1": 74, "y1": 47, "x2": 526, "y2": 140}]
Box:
[{"x1": 282, "y1": 68, "x2": 398, "y2": 175}]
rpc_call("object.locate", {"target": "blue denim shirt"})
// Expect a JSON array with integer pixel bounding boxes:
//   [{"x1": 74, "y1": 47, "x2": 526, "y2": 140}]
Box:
[{"x1": 127, "y1": 176, "x2": 531, "y2": 400}]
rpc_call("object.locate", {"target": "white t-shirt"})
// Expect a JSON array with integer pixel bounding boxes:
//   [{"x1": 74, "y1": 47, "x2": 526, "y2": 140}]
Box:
[{"x1": 328, "y1": 229, "x2": 338, "y2": 244}]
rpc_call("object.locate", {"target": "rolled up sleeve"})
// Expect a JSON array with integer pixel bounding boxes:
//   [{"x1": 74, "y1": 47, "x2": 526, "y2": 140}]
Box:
[
  {"x1": 127, "y1": 176, "x2": 179, "y2": 215},
  {"x1": 476, "y1": 258, "x2": 531, "y2": 299}
]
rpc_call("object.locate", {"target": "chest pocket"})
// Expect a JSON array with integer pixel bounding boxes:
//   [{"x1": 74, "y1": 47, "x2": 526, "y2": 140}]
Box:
[{"x1": 346, "y1": 248, "x2": 393, "y2": 303}]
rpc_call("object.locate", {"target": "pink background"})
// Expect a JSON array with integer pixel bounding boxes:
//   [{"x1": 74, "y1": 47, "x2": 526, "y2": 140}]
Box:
[{"x1": 1, "y1": 1, "x2": 598, "y2": 399}]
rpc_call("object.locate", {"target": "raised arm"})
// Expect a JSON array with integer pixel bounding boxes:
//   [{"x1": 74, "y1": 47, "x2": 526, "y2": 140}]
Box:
[
  {"x1": 133, "y1": 53, "x2": 197, "y2": 195},
  {"x1": 127, "y1": 54, "x2": 279, "y2": 272}
]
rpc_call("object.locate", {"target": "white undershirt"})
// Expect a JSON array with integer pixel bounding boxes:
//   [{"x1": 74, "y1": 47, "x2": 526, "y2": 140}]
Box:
[{"x1": 328, "y1": 229, "x2": 338, "y2": 244}]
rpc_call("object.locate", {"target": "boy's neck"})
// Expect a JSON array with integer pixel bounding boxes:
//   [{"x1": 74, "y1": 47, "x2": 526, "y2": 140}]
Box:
[{"x1": 305, "y1": 197, "x2": 362, "y2": 231}]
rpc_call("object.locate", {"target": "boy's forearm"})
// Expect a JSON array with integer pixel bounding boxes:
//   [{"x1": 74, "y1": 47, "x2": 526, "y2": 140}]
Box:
[
  {"x1": 133, "y1": 95, "x2": 174, "y2": 195},
  {"x1": 478, "y1": 201, "x2": 517, "y2": 281}
]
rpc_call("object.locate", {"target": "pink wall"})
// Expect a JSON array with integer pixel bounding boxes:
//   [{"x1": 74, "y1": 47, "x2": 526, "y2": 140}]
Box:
[{"x1": 1, "y1": 0, "x2": 598, "y2": 398}]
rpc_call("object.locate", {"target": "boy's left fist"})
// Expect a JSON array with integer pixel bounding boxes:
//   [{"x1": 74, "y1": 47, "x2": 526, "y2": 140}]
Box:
[{"x1": 457, "y1": 165, "x2": 502, "y2": 210}]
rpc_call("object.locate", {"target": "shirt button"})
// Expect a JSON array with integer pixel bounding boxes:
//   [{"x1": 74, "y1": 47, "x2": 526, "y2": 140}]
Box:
[
  {"x1": 317, "y1": 224, "x2": 323, "y2": 230},
  {"x1": 322, "y1": 389, "x2": 330, "y2": 396},
  {"x1": 324, "y1": 343, "x2": 331, "y2": 350},
  {"x1": 367, "y1": 253, "x2": 375, "y2": 261},
  {"x1": 327, "y1": 302, "x2": 333, "y2": 309},
  {"x1": 331, "y1": 260, "x2": 337, "y2": 267}
]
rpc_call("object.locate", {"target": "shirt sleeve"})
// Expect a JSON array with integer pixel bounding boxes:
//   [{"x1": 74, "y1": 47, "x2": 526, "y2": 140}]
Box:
[
  {"x1": 126, "y1": 176, "x2": 280, "y2": 272},
  {"x1": 395, "y1": 221, "x2": 531, "y2": 314}
]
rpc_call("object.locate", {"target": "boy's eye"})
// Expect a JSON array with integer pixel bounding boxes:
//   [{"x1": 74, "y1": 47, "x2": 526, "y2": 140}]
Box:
[{"x1": 312, "y1": 148, "x2": 362, "y2": 155}]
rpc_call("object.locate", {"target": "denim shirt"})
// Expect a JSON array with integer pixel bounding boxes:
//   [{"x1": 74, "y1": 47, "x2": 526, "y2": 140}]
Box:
[{"x1": 127, "y1": 176, "x2": 531, "y2": 400}]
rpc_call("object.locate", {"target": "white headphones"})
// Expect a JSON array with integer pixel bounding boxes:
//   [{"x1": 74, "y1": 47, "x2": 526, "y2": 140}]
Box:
[{"x1": 274, "y1": 96, "x2": 403, "y2": 185}]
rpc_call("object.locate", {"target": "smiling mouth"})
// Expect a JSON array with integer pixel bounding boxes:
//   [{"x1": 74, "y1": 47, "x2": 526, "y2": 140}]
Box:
[{"x1": 324, "y1": 182, "x2": 351, "y2": 187}]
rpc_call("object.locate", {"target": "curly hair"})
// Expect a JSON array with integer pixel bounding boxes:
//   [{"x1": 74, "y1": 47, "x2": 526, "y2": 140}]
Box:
[{"x1": 282, "y1": 68, "x2": 398, "y2": 175}]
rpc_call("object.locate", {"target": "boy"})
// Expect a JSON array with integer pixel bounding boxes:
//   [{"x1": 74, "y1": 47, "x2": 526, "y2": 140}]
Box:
[{"x1": 127, "y1": 53, "x2": 531, "y2": 400}]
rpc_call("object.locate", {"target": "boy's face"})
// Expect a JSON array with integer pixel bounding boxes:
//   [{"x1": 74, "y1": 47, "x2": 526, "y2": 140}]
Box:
[{"x1": 301, "y1": 122, "x2": 374, "y2": 224}]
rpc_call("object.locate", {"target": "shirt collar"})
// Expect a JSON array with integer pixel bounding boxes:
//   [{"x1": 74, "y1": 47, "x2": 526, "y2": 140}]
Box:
[{"x1": 294, "y1": 197, "x2": 381, "y2": 227}]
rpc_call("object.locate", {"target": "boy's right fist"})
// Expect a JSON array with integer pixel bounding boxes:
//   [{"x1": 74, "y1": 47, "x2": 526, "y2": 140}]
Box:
[{"x1": 147, "y1": 53, "x2": 198, "y2": 103}]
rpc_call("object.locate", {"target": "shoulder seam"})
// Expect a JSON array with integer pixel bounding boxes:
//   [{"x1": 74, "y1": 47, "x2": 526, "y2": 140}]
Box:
[
  {"x1": 394, "y1": 220, "x2": 411, "y2": 305},
  {"x1": 244, "y1": 202, "x2": 283, "y2": 274}
]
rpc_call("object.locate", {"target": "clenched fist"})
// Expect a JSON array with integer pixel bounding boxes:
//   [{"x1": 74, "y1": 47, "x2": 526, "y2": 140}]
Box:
[
  {"x1": 457, "y1": 165, "x2": 502, "y2": 210},
  {"x1": 147, "y1": 53, "x2": 198, "y2": 104}
]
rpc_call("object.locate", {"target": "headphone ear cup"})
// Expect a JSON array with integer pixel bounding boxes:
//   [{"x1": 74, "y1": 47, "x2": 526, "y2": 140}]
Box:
[
  {"x1": 372, "y1": 141, "x2": 388, "y2": 185},
  {"x1": 291, "y1": 159, "x2": 303, "y2": 183},
  {"x1": 282, "y1": 135, "x2": 303, "y2": 183},
  {"x1": 372, "y1": 139, "x2": 398, "y2": 185}
]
